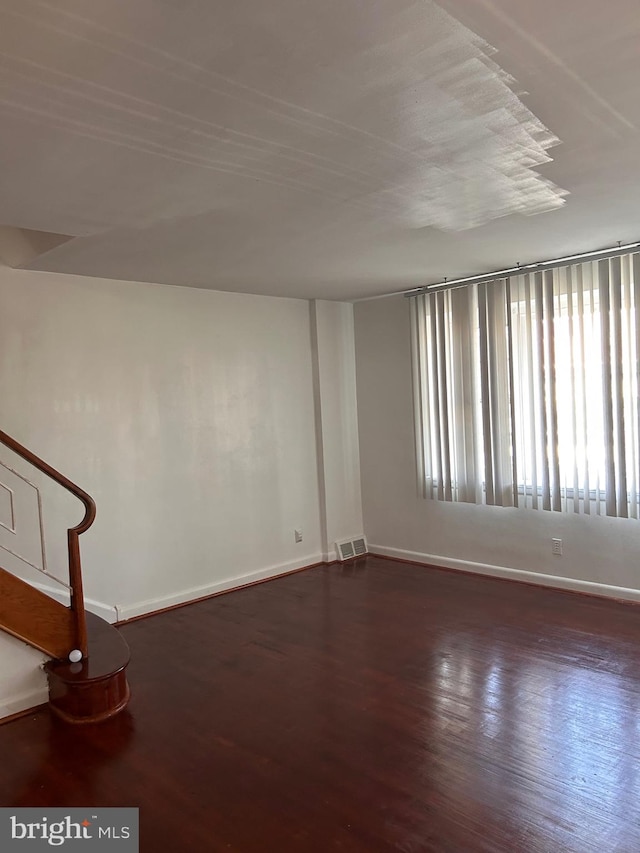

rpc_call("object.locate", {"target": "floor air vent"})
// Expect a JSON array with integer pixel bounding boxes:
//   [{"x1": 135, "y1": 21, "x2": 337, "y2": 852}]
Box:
[{"x1": 336, "y1": 536, "x2": 368, "y2": 562}]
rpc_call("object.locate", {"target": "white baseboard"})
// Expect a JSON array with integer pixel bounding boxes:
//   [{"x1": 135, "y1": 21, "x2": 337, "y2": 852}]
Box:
[
  {"x1": 0, "y1": 684, "x2": 49, "y2": 721},
  {"x1": 116, "y1": 552, "x2": 325, "y2": 622},
  {"x1": 369, "y1": 544, "x2": 640, "y2": 603},
  {"x1": 27, "y1": 553, "x2": 327, "y2": 624},
  {"x1": 30, "y1": 581, "x2": 118, "y2": 623}
]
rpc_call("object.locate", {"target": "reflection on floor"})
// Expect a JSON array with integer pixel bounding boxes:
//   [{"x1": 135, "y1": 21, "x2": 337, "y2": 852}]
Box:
[{"x1": 1, "y1": 555, "x2": 639, "y2": 852}]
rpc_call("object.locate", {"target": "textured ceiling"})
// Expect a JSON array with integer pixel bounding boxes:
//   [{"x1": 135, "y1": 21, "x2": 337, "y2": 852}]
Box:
[{"x1": 0, "y1": 0, "x2": 638, "y2": 299}]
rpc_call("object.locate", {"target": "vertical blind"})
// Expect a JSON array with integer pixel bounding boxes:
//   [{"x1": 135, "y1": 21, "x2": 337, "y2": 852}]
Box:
[{"x1": 411, "y1": 252, "x2": 640, "y2": 517}]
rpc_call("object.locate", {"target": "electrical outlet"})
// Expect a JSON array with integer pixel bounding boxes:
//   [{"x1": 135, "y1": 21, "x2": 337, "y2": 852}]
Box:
[
  {"x1": 551, "y1": 538, "x2": 562, "y2": 556},
  {"x1": 294, "y1": 529, "x2": 303, "y2": 543}
]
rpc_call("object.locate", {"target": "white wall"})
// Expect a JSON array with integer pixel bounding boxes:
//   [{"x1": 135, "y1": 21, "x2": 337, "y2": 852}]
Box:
[
  {"x1": 310, "y1": 301, "x2": 363, "y2": 560},
  {"x1": 0, "y1": 267, "x2": 330, "y2": 715},
  {"x1": 355, "y1": 294, "x2": 640, "y2": 599},
  {"x1": 0, "y1": 636, "x2": 47, "y2": 719}
]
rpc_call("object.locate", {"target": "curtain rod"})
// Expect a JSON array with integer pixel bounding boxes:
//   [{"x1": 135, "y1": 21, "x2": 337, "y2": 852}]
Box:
[{"x1": 403, "y1": 239, "x2": 640, "y2": 298}]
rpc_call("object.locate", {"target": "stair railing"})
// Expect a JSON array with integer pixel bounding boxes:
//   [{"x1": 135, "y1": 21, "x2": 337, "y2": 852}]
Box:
[{"x1": 0, "y1": 428, "x2": 95, "y2": 659}]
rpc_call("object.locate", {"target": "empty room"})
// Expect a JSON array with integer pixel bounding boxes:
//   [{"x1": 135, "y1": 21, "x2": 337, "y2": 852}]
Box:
[{"x1": 1, "y1": 1, "x2": 639, "y2": 851}]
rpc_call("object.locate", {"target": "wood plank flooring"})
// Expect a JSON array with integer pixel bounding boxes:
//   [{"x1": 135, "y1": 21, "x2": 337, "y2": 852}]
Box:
[{"x1": 2, "y1": 555, "x2": 640, "y2": 852}]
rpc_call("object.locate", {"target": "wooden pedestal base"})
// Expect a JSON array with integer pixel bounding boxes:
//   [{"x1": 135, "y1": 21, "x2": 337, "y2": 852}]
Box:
[{"x1": 45, "y1": 612, "x2": 131, "y2": 725}]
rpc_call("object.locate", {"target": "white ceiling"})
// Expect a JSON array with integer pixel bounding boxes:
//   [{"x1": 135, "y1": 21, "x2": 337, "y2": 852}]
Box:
[{"x1": 0, "y1": 0, "x2": 638, "y2": 300}]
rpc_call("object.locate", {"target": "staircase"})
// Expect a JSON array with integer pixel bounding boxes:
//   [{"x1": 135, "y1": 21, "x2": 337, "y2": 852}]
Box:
[{"x1": 0, "y1": 428, "x2": 130, "y2": 724}]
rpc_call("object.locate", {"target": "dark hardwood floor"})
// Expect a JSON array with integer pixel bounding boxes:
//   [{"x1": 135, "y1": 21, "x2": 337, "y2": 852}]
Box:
[{"x1": 2, "y1": 555, "x2": 640, "y2": 852}]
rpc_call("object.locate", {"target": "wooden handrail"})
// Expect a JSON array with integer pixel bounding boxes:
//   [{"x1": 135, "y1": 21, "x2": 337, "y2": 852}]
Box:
[{"x1": 0, "y1": 428, "x2": 96, "y2": 658}]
